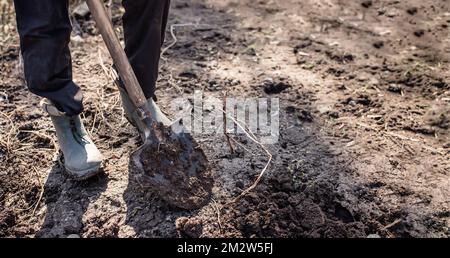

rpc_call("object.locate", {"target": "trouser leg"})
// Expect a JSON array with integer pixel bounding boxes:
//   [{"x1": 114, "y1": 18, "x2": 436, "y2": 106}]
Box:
[
  {"x1": 122, "y1": 0, "x2": 171, "y2": 100},
  {"x1": 13, "y1": 0, "x2": 83, "y2": 116}
]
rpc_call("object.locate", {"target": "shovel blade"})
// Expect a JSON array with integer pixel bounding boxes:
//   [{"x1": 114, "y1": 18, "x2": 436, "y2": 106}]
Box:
[{"x1": 129, "y1": 123, "x2": 213, "y2": 210}]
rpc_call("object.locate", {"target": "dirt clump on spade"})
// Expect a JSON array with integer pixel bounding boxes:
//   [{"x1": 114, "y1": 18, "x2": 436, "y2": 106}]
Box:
[{"x1": 131, "y1": 123, "x2": 214, "y2": 210}]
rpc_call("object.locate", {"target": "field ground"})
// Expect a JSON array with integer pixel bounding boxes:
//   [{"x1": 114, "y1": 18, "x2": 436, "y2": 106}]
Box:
[{"x1": 0, "y1": 0, "x2": 449, "y2": 237}]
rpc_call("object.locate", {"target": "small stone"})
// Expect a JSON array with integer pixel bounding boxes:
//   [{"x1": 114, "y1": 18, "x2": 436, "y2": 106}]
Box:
[
  {"x1": 361, "y1": 0, "x2": 372, "y2": 8},
  {"x1": 67, "y1": 234, "x2": 80, "y2": 238},
  {"x1": 294, "y1": 39, "x2": 312, "y2": 53},
  {"x1": 385, "y1": 9, "x2": 399, "y2": 18},
  {"x1": 407, "y1": 7, "x2": 418, "y2": 15},
  {"x1": 328, "y1": 111, "x2": 340, "y2": 119},
  {"x1": 357, "y1": 72, "x2": 371, "y2": 82},
  {"x1": 367, "y1": 234, "x2": 381, "y2": 238},
  {"x1": 369, "y1": 77, "x2": 380, "y2": 86},
  {"x1": 263, "y1": 79, "x2": 291, "y2": 94},
  {"x1": 176, "y1": 217, "x2": 203, "y2": 238},
  {"x1": 179, "y1": 69, "x2": 198, "y2": 79},
  {"x1": 373, "y1": 41, "x2": 384, "y2": 49},
  {"x1": 414, "y1": 30, "x2": 425, "y2": 37},
  {"x1": 387, "y1": 84, "x2": 402, "y2": 93},
  {"x1": 71, "y1": 35, "x2": 84, "y2": 44},
  {"x1": 0, "y1": 92, "x2": 8, "y2": 102}
]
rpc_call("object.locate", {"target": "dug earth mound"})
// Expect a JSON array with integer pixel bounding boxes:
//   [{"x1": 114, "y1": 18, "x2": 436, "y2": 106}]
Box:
[{"x1": 131, "y1": 123, "x2": 213, "y2": 210}]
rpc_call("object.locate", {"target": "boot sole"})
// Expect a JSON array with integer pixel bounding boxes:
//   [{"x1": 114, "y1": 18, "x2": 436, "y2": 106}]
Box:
[{"x1": 58, "y1": 153, "x2": 104, "y2": 181}]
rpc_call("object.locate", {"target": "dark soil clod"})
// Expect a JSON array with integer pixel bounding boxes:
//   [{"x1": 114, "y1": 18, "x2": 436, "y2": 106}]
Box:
[
  {"x1": 263, "y1": 80, "x2": 292, "y2": 94},
  {"x1": 407, "y1": 7, "x2": 418, "y2": 15},
  {"x1": 129, "y1": 123, "x2": 213, "y2": 210}
]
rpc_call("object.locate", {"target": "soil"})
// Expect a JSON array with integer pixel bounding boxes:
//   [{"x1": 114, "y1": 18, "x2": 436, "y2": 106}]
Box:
[
  {"x1": 132, "y1": 122, "x2": 213, "y2": 210},
  {"x1": 0, "y1": 0, "x2": 449, "y2": 238}
]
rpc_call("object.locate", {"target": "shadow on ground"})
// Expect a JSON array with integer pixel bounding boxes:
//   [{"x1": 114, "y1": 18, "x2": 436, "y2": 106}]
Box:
[{"x1": 36, "y1": 164, "x2": 108, "y2": 237}]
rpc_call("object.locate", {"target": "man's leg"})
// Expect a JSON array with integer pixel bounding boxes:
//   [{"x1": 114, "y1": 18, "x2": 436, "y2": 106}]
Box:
[
  {"x1": 122, "y1": 0, "x2": 171, "y2": 100},
  {"x1": 13, "y1": 0, "x2": 102, "y2": 179},
  {"x1": 13, "y1": 0, "x2": 83, "y2": 116}
]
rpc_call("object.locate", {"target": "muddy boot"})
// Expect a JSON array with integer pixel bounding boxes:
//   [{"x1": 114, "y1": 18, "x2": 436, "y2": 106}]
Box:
[
  {"x1": 41, "y1": 99, "x2": 103, "y2": 180},
  {"x1": 116, "y1": 81, "x2": 171, "y2": 141}
]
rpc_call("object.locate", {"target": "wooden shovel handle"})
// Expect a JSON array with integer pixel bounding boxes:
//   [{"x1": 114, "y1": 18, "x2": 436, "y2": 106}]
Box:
[{"x1": 86, "y1": 0, "x2": 147, "y2": 109}]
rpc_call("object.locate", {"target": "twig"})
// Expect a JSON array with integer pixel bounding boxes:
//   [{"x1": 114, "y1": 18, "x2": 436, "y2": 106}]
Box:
[
  {"x1": 0, "y1": 111, "x2": 17, "y2": 153},
  {"x1": 340, "y1": 120, "x2": 445, "y2": 156},
  {"x1": 98, "y1": 47, "x2": 116, "y2": 81},
  {"x1": 18, "y1": 130, "x2": 57, "y2": 150},
  {"x1": 160, "y1": 22, "x2": 201, "y2": 59},
  {"x1": 386, "y1": 135, "x2": 415, "y2": 156},
  {"x1": 230, "y1": 137, "x2": 256, "y2": 156},
  {"x1": 382, "y1": 219, "x2": 402, "y2": 230},
  {"x1": 218, "y1": 107, "x2": 273, "y2": 206},
  {"x1": 31, "y1": 167, "x2": 44, "y2": 217},
  {"x1": 223, "y1": 91, "x2": 235, "y2": 154},
  {"x1": 207, "y1": 107, "x2": 273, "y2": 232},
  {"x1": 165, "y1": 72, "x2": 183, "y2": 94},
  {"x1": 212, "y1": 198, "x2": 223, "y2": 232},
  {"x1": 90, "y1": 105, "x2": 98, "y2": 135}
]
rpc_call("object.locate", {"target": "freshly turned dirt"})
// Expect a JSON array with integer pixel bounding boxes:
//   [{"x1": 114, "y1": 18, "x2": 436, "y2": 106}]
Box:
[
  {"x1": 0, "y1": 0, "x2": 449, "y2": 238},
  {"x1": 130, "y1": 122, "x2": 213, "y2": 210},
  {"x1": 176, "y1": 216, "x2": 204, "y2": 238}
]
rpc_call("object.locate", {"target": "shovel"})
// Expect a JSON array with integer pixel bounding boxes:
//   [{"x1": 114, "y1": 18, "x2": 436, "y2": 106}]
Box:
[{"x1": 86, "y1": 0, "x2": 213, "y2": 209}]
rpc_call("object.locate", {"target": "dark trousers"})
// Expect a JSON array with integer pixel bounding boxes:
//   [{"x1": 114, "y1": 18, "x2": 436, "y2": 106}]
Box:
[{"x1": 13, "y1": 0, "x2": 170, "y2": 116}]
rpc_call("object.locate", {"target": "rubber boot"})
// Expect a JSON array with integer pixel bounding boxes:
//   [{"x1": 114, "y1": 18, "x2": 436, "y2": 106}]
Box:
[
  {"x1": 41, "y1": 99, "x2": 103, "y2": 180},
  {"x1": 116, "y1": 81, "x2": 171, "y2": 141}
]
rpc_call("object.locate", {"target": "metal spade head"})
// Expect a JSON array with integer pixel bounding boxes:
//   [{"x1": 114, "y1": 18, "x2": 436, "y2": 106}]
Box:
[{"x1": 128, "y1": 119, "x2": 213, "y2": 210}]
